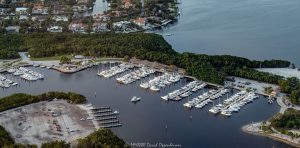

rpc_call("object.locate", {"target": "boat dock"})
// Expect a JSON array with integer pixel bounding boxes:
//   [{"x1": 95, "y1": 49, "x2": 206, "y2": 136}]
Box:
[
  {"x1": 183, "y1": 88, "x2": 230, "y2": 109},
  {"x1": 94, "y1": 112, "x2": 119, "y2": 117},
  {"x1": 161, "y1": 81, "x2": 206, "y2": 101},
  {"x1": 100, "y1": 123, "x2": 122, "y2": 128},
  {"x1": 94, "y1": 116, "x2": 117, "y2": 121},
  {"x1": 208, "y1": 90, "x2": 259, "y2": 117},
  {"x1": 88, "y1": 106, "x2": 122, "y2": 128}
]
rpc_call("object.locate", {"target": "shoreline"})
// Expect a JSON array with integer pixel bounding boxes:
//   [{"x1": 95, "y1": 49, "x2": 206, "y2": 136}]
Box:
[{"x1": 242, "y1": 122, "x2": 300, "y2": 148}]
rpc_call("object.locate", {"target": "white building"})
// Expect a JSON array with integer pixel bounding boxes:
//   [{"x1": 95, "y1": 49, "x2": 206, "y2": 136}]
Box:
[
  {"x1": 47, "y1": 26, "x2": 63, "y2": 32},
  {"x1": 15, "y1": 7, "x2": 28, "y2": 15}
]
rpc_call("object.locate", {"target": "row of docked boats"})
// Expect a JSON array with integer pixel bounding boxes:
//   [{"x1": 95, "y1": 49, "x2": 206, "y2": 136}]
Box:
[
  {"x1": 140, "y1": 73, "x2": 182, "y2": 91},
  {"x1": 116, "y1": 67, "x2": 155, "y2": 84},
  {"x1": 0, "y1": 74, "x2": 18, "y2": 88},
  {"x1": 183, "y1": 88, "x2": 229, "y2": 109},
  {"x1": 97, "y1": 63, "x2": 134, "y2": 78},
  {"x1": 209, "y1": 90, "x2": 259, "y2": 116},
  {"x1": 8, "y1": 67, "x2": 44, "y2": 81},
  {"x1": 161, "y1": 81, "x2": 206, "y2": 101},
  {"x1": 33, "y1": 64, "x2": 52, "y2": 69}
]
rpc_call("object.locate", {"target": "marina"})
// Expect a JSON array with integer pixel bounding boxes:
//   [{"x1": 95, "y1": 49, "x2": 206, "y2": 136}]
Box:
[
  {"x1": 116, "y1": 66, "x2": 155, "y2": 84},
  {"x1": 140, "y1": 73, "x2": 182, "y2": 91},
  {"x1": 209, "y1": 90, "x2": 259, "y2": 117},
  {"x1": 97, "y1": 63, "x2": 134, "y2": 78},
  {"x1": 161, "y1": 81, "x2": 206, "y2": 101},
  {"x1": 0, "y1": 74, "x2": 18, "y2": 88},
  {"x1": 0, "y1": 65, "x2": 289, "y2": 147},
  {"x1": 8, "y1": 67, "x2": 44, "y2": 81},
  {"x1": 183, "y1": 88, "x2": 229, "y2": 109}
]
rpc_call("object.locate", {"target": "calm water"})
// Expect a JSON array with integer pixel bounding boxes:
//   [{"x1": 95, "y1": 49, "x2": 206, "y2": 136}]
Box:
[
  {"x1": 158, "y1": 0, "x2": 300, "y2": 66},
  {"x1": 0, "y1": 66, "x2": 291, "y2": 147}
]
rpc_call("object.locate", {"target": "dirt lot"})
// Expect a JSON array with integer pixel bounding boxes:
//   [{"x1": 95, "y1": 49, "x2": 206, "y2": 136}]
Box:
[{"x1": 0, "y1": 100, "x2": 96, "y2": 146}]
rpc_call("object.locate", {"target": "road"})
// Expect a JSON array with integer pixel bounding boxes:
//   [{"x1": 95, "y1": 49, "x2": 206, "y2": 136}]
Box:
[
  {"x1": 277, "y1": 93, "x2": 300, "y2": 114},
  {"x1": 18, "y1": 52, "x2": 60, "y2": 66},
  {"x1": 19, "y1": 52, "x2": 33, "y2": 64}
]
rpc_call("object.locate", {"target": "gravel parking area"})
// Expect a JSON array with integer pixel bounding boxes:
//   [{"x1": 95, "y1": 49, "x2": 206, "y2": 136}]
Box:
[{"x1": 0, "y1": 100, "x2": 96, "y2": 146}]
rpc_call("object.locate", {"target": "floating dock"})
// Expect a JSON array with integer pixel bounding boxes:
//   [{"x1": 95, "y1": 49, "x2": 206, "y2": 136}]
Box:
[{"x1": 100, "y1": 123, "x2": 122, "y2": 128}]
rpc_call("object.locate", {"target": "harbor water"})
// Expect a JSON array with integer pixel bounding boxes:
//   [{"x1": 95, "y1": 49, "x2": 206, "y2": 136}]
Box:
[
  {"x1": 159, "y1": 0, "x2": 300, "y2": 66},
  {"x1": 0, "y1": 66, "x2": 292, "y2": 147}
]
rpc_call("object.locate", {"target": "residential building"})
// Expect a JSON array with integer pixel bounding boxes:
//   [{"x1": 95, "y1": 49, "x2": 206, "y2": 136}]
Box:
[
  {"x1": 47, "y1": 26, "x2": 63, "y2": 32},
  {"x1": 5, "y1": 26, "x2": 20, "y2": 33},
  {"x1": 53, "y1": 15, "x2": 68, "y2": 22},
  {"x1": 15, "y1": 7, "x2": 28, "y2": 15},
  {"x1": 32, "y1": 4, "x2": 48, "y2": 14}
]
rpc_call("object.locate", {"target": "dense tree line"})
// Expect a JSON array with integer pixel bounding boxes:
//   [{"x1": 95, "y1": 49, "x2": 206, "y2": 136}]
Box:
[
  {"x1": 0, "y1": 126, "x2": 126, "y2": 148},
  {"x1": 279, "y1": 77, "x2": 300, "y2": 105},
  {"x1": 41, "y1": 141, "x2": 70, "y2": 148},
  {"x1": 0, "y1": 91, "x2": 86, "y2": 112},
  {"x1": 0, "y1": 33, "x2": 290, "y2": 84},
  {"x1": 0, "y1": 126, "x2": 14, "y2": 147},
  {"x1": 271, "y1": 109, "x2": 300, "y2": 130},
  {"x1": 77, "y1": 129, "x2": 128, "y2": 147},
  {"x1": 0, "y1": 35, "x2": 24, "y2": 59}
]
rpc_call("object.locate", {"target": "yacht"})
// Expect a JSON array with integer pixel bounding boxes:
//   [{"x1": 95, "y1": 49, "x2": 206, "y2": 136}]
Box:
[
  {"x1": 150, "y1": 85, "x2": 160, "y2": 91},
  {"x1": 131, "y1": 96, "x2": 141, "y2": 102},
  {"x1": 140, "y1": 83, "x2": 149, "y2": 89},
  {"x1": 209, "y1": 107, "x2": 220, "y2": 114},
  {"x1": 161, "y1": 95, "x2": 169, "y2": 100}
]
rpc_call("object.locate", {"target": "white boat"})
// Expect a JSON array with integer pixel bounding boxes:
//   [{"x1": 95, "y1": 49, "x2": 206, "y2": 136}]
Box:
[
  {"x1": 140, "y1": 83, "x2": 149, "y2": 89},
  {"x1": 165, "y1": 33, "x2": 173, "y2": 36},
  {"x1": 209, "y1": 107, "x2": 220, "y2": 114},
  {"x1": 183, "y1": 102, "x2": 193, "y2": 108},
  {"x1": 150, "y1": 85, "x2": 160, "y2": 91},
  {"x1": 161, "y1": 95, "x2": 169, "y2": 100},
  {"x1": 131, "y1": 96, "x2": 141, "y2": 102},
  {"x1": 7, "y1": 68, "x2": 16, "y2": 73}
]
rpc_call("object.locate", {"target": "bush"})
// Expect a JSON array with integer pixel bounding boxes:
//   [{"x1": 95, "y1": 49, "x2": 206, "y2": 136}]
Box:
[{"x1": 0, "y1": 92, "x2": 86, "y2": 112}]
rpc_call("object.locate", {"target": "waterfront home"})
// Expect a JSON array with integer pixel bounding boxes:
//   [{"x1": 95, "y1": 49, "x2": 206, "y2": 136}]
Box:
[
  {"x1": 5, "y1": 26, "x2": 20, "y2": 33},
  {"x1": 0, "y1": 6, "x2": 10, "y2": 15},
  {"x1": 69, "y1": 23, "x2": 87, "y2": 33},
  {"x1": 15, "y1": 7, "x2": 28, "y2": 15},
  {"x1": 123, "y1": 0, "x2": 133, "y2": 9},
  {"x1": 31, "y1": 15, "x2": 47, "y2": 22},
  {"x1": 11, "y1": 0, "x2": 25, "y2": 3},
  {"x1": 113, "y1": 21, "x2": 131, "y2": 30},
  {"x1": 47, "y1": 26, "x2": 63, "y2": 32},
  {"x1": 112, "y1": 11, "x2": 122, "y2": 17},
  {"x1": 132, "y1": 17, "x2": 147, "y2": 28},
  {"x1": 93, "y1": 14, "x2": 110, "y2": 22},
  {"x1": 74, "y1": 55, "x2": 85, "y2": 59},
  {"x1": 77, "y1": 0, "x2": 89, "y2": 4},
  {"x1": 72, "y1": 5, "x2": 88, "y2": 13},
  {"x1": 52, "y1": 15, "x2": 68, "y2": 22},
  {"x1": 19, "y1": 15, "x2": 28, "y2": 21},
  {"x1": 52, "y1": 5, "x2": 66, "y2": 15},
  {"x1": 92, "y1": 22, "x2": 109, "y2": 32},
  {"x1": 32, "y1": 3, "x2": 48, "y2": 15}
]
